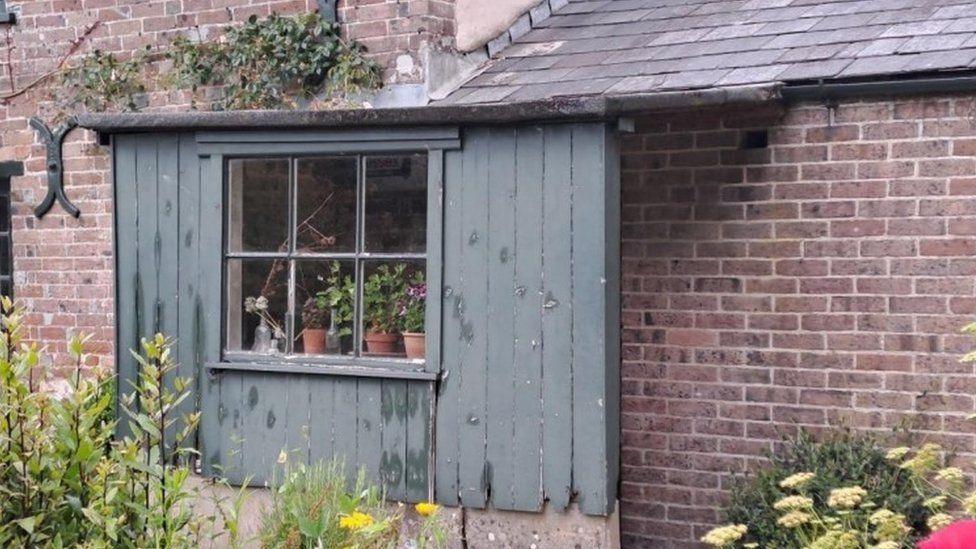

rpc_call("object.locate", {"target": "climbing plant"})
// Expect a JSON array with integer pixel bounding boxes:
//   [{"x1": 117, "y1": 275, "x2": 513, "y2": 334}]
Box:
[
  {"x1": 54, "y1": 12, "x2": 380, "y2": 115},
  {"x1": 60, "y1": 47, "x2": 149, "y2": 113},
  {"x1": 167, "y1": 13, "x2": 381, "y2": 110}
]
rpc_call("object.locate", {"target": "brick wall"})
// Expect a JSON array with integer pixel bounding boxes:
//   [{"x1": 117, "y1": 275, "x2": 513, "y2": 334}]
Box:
[
  {"x1": 619, "y1": 95, "x2": 976, "y2": 548},
  {"x1": 0, "y1": 0, "x2": 451, "y2": 372},
  {"x1": 339, "y1": 0, "x2": 455, "y2": 84}
]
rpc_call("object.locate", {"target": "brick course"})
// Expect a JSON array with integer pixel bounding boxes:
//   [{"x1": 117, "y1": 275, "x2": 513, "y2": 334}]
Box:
[
  {"x1": 0, "y1": 0, "x2": 451, "y2": 371},
  {"x1": 620, "y1": 96, "x2": 976, "y2": 548}
]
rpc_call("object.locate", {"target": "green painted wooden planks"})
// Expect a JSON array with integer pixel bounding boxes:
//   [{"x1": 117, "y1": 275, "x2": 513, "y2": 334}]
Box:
[{"x1": 435, "y1": 122, "x2": 619, "y2": 516}]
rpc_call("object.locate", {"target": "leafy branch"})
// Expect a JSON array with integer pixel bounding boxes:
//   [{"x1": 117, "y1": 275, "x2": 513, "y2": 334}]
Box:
[{"x1": 166, "y1": 13, "x2": 381, "y2": 110}]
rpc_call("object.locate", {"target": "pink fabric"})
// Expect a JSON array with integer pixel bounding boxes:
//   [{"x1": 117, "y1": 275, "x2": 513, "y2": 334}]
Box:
[{"x1": 918, "y1": 521, "x2": 976, "y2": 549}]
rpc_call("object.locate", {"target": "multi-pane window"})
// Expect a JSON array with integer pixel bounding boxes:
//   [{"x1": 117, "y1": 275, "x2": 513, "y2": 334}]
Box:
[
  {"x1": 0, "y1": 162, "x2": 19, "y2": 298},
  {"x1": 224, "y1": 154, "x2": 428, "y2": 362}
]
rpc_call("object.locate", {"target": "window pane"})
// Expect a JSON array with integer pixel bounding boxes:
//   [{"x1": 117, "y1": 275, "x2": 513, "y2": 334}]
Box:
[
  {"x1": 225, "y1": 258, "x2": 288, "y2": 353},
  {"x1": 361, "y1": 260, "x2": 426, "y2": 358},
  {"x1": 364, "y1": 154, "x2": 427, "y2": 253},
  {"x1": 226, "y1": 158, "x2": 290, "y2": 253},
  {"x1": 296, "y1": 157, "x2": 358, "y2": 253},
  {"x1": 0, "y1": 195, "x2": 9, "y2": 232},
  {"x1": 294, "y1": 260, "x2": 355, "y2": 356},
  {"x1": 0, "y1": 239, "x2": 10, "y2": 274}
]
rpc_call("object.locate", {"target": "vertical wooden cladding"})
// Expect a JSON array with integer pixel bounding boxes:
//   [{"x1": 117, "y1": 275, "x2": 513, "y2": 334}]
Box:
[
  {"x1": 114, "y1": 133, "x2": 195, "y2": 441},
  {"x1": 113, "y1": 124, "x2": 619, "y2": 515},
  {"x1": 209, "y1": 373, "x2": 430, "y2": 502},
  {"x1": 436, "y1": 123, "x2": 620, "y2": 516},
  {"x1": 115, "y1": 132, "x2": 432, "y2": 501}
]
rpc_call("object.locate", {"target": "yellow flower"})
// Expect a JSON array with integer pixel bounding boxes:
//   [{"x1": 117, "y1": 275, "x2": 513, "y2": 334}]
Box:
[
  {"x1": 923, "y1": 495, "x2": 947, "y2": 511},
  {"x1": 869, "y1": 509, "x2": 911, "y2": 542},
  {"x1": 277, "y1": 450, "x2": 288, "y2": 464},
  {"x1": 339, "y1": 511, "x2": 374, "y2": 530},
  {"x1": 700, "y1": 524, "x2": 747, "y2": 548},
  {"x1": 827, "y1": 486, "x2": 868, "y2": 509},
  {"x1": 935, "y1": 467, "x2": 964, "y2": 485},
  {"x1": 779, "y1": 472, "x2": 816, "y2": 490},
  {"x1": 776, "y1": 510, "x2": 812, "y2": 528},
  {"x1": 964, "y1": 493, "x2": 976, "y2": 517},
  {"x1": 927, "y1": 512, "x2": 953, "y2": 531},
  {"x1": 773, "y1": 495, "x2": 814, "y2": 511},
  {"x1": 885, "y1": 447, "x2": 910, "y2": 461},
  {"x1": 901, "y1": 443, "x2": 942, "y2": 476},
  {"x1": 415, "y1": 502, "x2": 439, "y2": 517},
  {"x1": 807, "y1": 530, "x2": 860, "y2": 549}
]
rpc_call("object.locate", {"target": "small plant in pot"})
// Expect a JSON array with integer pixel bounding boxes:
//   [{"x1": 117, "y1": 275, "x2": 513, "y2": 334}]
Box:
[
  {"x1": 315, "y1": 261, "x2": 355, "y2": 353},
  {"x1": 400, "y1": 271, "x2": 426, "y2": 360},
  {"x1": 300, "y1": 297, "x2": 329, "y2": 354},
  {"x1": 363, "y1": 263, "x2": 406, "y2": 355}
]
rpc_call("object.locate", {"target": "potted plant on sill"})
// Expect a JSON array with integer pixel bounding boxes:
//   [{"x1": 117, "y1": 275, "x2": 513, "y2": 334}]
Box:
[
  {"x1": 244, "y1": 295, "x2": 285, "y2": 354},
  {"x1": 400, "y1": 272, "x2": 426, "y2": 359},
  {"x1": 314, "y1": 261, "x2": 355, "y2": 354},
  {"x1": 300, "y1": 297, "x2": 329, "y2": 354},
  {"x1": 362, "y1": 263, "x2": 406, "y2": 355}
]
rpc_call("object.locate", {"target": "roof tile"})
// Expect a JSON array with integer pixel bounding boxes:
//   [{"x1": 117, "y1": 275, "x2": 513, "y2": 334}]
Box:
[{"x1": 442, "y1": 0, "x2": 976, "y2": 105}]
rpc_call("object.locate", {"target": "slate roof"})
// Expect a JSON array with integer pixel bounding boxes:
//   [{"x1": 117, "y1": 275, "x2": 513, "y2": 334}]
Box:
[{"x1": 440, "y1": 0, "x2": 976, "y2": 105}]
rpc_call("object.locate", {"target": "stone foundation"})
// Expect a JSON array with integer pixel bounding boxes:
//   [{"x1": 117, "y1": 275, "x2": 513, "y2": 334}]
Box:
[{"x1": 192, "y1": 477, "x2": 618, "y2": 548}]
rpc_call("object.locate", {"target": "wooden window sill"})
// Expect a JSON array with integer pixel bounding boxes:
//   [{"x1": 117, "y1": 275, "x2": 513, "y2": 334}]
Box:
[{"x1": 205, "y1": 359, "x2": 437, "y2": 381}]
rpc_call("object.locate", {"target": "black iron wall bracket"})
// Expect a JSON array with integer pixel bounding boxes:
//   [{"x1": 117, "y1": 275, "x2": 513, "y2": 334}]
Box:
[{"x1": 29, "y1": 117, "x2": 80, "y2": 218}]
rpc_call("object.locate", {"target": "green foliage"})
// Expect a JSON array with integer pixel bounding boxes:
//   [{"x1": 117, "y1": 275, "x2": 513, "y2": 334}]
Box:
[
  {"x1": 258, "y1": 460, "x2": 400, "y2": 549},
  {"x1": 167, "y1": 12, "x2": 381, "y2": 110},
  {"x1": 0, "y1": 297, "x2": 117, "y2": 546},
  {"x1": 722, "y1": 430, "x2": 937, "y2": 547},
  {"x1": 0, "y1": 298, "x2": 242, "y2": 548},
  {"x1": 315, "y1": 261, "x2": 356, "y2": 337},
  {"x1": 301, "y1": 297, "x2": 330, "y2": 330},
  {"x1": 400, "y1": 271, "x2": 426, "y2": 334},
  {"x1": 61, "y1": 48, "x2": 148, "y2": 113},
  {"x1": 363, "y1": 263, "x2": 407, "y2": 334}
]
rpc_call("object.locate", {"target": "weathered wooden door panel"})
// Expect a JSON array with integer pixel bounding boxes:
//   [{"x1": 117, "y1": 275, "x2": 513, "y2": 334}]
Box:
[
  {"x1": 435, "y1": 123, "x2": 620, "y2": 516},
  {"x1": 114, "y1": 132, "x2": 196, "y2": 441}
]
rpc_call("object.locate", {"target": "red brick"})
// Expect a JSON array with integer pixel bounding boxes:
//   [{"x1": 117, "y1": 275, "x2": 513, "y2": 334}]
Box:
[
  {"x1": 920, "y1": 238, "x2": 976, "y2": 256},
  {"x1": 617, "y1": 99, "x2": 976, "y2": 545}
]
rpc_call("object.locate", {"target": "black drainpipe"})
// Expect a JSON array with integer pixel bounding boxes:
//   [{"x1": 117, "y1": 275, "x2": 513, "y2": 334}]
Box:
[{"x1": 782, "y1": 73, "x2": 976, "y2": 102}]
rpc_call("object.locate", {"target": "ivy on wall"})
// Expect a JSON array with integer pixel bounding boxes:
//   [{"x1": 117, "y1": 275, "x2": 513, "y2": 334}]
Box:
[
  {"x1": 61, "y1": 48, "x2": 149, "y2": 113},
  {"x1": 58, "y1": 13, "x2": 381, "y2": 114}
]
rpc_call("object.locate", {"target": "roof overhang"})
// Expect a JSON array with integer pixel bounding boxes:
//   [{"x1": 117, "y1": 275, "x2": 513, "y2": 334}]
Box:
[{"x1": 77, "y1": 83, "x2": 783, "y2": 134}]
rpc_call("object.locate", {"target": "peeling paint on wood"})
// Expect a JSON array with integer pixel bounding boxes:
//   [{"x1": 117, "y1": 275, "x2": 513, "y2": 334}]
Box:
[
  {"x1": 113, "y1": 126, "x2": 618, "y2": 513},
  {"x1": 435, "y1": 122, "x2": 619, "y2": 516}
]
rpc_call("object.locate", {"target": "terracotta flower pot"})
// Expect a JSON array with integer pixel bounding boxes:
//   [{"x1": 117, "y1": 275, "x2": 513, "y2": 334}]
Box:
[
  {"x1": 403, "y1": 332, "x2": 425, "y2": 359},
  {"x1": 303, "y1": 328, "x2": 328, "y2": 354},
  {"x1": 364, "y1": 331, "x2": 399, "y2": 354}
]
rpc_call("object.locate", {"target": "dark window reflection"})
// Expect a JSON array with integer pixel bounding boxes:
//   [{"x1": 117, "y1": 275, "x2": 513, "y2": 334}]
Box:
[
  {"x1": 226, "y1": 158, "x2": 290, "y2": 253},
  {"x1": 297, "y1": 157, "x2": 358, "y2": 254},
  {"x1": 365, "y1": 154, "x2": 427, "y2": 253}
]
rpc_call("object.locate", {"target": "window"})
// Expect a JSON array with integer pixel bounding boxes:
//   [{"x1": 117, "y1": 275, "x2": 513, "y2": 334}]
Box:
[
  {"x1": 0, "y1": 1, "x2": 14, "y2": 24},
  {"x1": 0, "y1": 162, "x2": 20, "y2": 298},
  {"x1": 224, "y1": 153, "x2": 428, "y2": 363}
]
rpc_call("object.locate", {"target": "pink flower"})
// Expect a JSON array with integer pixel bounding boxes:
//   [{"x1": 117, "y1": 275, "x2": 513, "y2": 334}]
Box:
[
  {"x1": 919, "y1": 521, "x2": 976, "y2": 549},
  {"x1": 406, "y1": 283, "x2": 426, "y2": 300}
]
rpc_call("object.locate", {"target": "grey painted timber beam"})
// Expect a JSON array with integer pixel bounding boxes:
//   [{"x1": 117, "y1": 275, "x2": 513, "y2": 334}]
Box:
[{"x1": 77, "y1": 84, "x2": 782, "y2": 133}]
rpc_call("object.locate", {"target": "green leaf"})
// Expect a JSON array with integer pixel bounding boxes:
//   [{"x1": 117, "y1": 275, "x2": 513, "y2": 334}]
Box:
[{"x1": 14, "y1": 516, "x2": 35, "y2": 534}]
